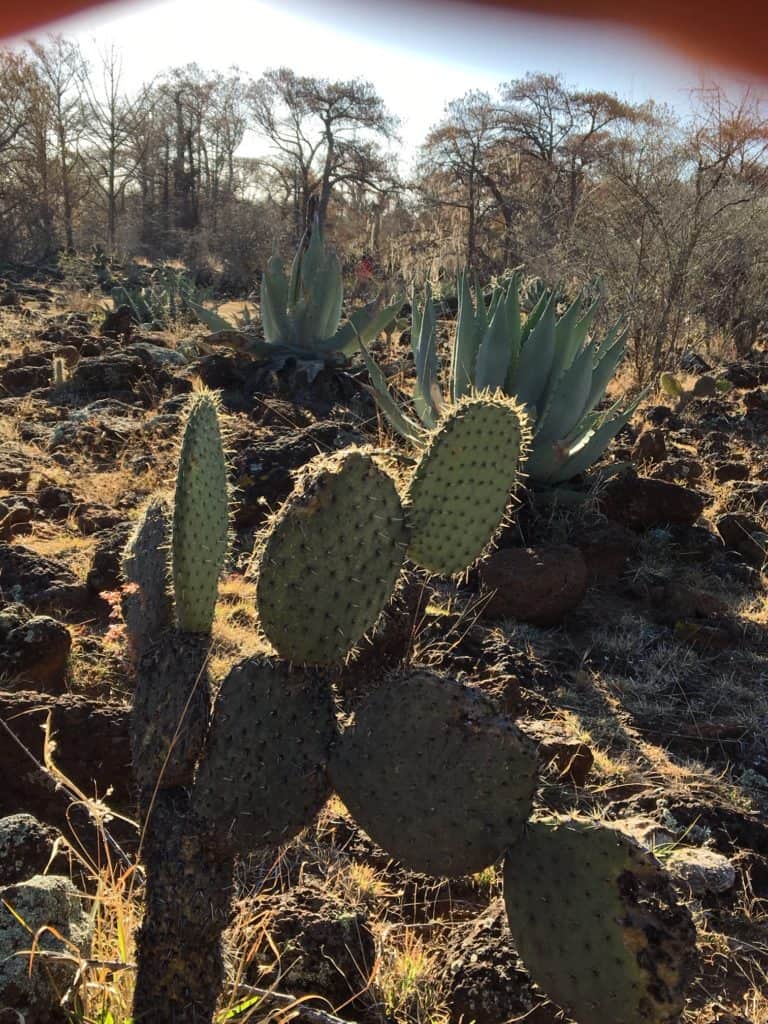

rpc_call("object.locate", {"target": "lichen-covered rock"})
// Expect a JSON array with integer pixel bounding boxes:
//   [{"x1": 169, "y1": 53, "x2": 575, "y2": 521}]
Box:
[
  {"x1": 0, "y1": 613, "x2": 71, "y2": 693},
  {"x1": 0, "y1": 874, "x2": 92, "y2": 1023},
  {"x1": 0, "y1": 815, "x2": 59, "y2": 886},
  {"x1": 0, "y1": 544, "x2": 90, "y2": 615},
  {"x1": 666, "y1": 848, "x2": 737, "y2": 895}
]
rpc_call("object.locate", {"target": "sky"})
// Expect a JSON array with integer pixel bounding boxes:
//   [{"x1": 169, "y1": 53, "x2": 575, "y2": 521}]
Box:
[{"x1": 13, "y1": 0, "x2": 751, "y2": 163}]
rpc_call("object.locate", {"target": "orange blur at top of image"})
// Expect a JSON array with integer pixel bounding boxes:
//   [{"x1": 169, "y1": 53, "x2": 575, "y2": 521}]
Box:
[{"x1": 1, "y1": 0, "x2": 768, "y2": 79}]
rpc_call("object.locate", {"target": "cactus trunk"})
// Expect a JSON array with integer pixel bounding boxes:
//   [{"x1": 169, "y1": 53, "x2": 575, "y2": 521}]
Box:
[{"x1": 132, "y1": 789, "x2": 233, "y2": 1024}]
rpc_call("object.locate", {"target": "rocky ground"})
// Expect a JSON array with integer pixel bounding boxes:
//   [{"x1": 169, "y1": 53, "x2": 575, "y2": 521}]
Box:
[{"x1": 1, "y1": 268, "x2": 767, "y2": 1024}]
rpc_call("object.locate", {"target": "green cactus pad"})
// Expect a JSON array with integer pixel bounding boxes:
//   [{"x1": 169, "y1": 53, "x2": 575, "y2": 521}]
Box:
[
  {"x1": 503, "y1": 818, "x2": 698, "y2": 1024},
  {"x1": 192, "y1": 655, "x2": 336, "y2": 852},
  {"x1": 256, "y1": 450, "x2": 408, "y2": 664},
  {"x1": 329, "y1": 670, "x2": 538, "y2": 876},
  {"x1": 131, "y1": 631, "x2": 211, "y2": 796},
  {"x1": 172, "y1": 390, "x2": 229, "y2": 633},
  {"x1": 121, "y1": 497, "x2": 173, "y2": 654},
  {"x1": 405, "y1": 396, "x2": 528, "y2": 575}
]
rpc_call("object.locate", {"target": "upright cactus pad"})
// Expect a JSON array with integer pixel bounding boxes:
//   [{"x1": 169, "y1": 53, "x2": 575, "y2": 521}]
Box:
[
  {"x1": 256, "y1": 450, "x2": 408, "y2": 664},
  {"x1": 329, "y1": 670, "x2": 538, "y2": 876},
  {"x1": 503, "y1": 818, "x2": 697, "y2": 1024},
  {"x1": 121, "y1": 496, "x2": 173, "y2": 656},
  {"x1": 192, "y1": 655, "x2": 336, "y2": 852},
  {"x1": 405, "y1": 396, "x2": 528, "y2": 575},
  {"x1": 172, "y1": 390, "x2": 229, "y2": 633}
]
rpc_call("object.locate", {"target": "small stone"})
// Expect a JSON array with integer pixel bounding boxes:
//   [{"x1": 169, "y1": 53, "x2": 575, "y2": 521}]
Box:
[
  {"x1": 666, "y1": 848, "x2": 736, "y2": 895},
  {"x1": 716, "y1": 513, "x2": 767, "y2": 566},
  {"x1": 572, "y1": 520, "x2": 638, "y2": 580},
  {"x1": 631, "y1": 428, "x2": 667, "y2": 464},
  {"x1": 0, "y1": 615, "x2": 71, "y2": 693},
  {"x1": 520, "y1": 719, "x2": 594, "y2": 787},
  {"x1": 479, "y1": 545, "x2": 587, "y2": 626},
  {"x1": 612, "y1": 815, "x2": 676, "y2": 851},
  {"x1": 600, "y1": 473, "x2": 706, "y2": 530},
  {"x1": 714, "y1": 462, "x2": 750, "y2": 483}
]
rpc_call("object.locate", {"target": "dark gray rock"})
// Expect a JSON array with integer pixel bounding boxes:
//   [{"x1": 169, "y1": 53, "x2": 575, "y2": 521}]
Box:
[{"x1": 0, "y1": 815, "x2": 59, "y2": 886}]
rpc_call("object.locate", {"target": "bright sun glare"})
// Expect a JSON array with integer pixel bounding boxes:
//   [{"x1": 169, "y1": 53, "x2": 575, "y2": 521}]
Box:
[{"x1": 19, "y1": 0, "x2": 732, "y2": 163}]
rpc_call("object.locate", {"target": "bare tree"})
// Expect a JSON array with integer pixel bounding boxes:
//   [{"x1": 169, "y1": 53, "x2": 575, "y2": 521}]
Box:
[
  {"x1": 28, "y1": 35, "x2": 87, "y2": 250},
  {"x1": 249, "y1": 68, "x2": 399, "y2": 237}
]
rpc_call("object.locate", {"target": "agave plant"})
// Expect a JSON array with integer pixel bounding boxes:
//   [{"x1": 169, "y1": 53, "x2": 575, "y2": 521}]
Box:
[
  {"x1": 361, "y1": 270, "x2": 643, "y2": 487},
  {"x1": 111, "y1": 266, "x2": 204, "y2": 327},
  {"x1": 192, "y1": 218, "x2": 403, "y2": 366}
]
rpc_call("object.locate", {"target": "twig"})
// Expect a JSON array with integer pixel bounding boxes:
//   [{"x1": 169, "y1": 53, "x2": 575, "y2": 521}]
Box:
[
  {"x1": 0, "y1": 715, "x2": 136, "y2": 873},
  {"x1": 233, "y1": 984, "x2": 355, "y2": 1024}
]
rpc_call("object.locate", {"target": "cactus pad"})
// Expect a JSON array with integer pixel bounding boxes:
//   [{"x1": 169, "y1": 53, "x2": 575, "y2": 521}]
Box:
[
  {"x1": 256, "y1": 450, "x2": 408, "y2": 664},
  {"x1": 192, "y1": 655, "x2": 336, "y2": 852},
  {"x1": 172, "y1": 391, "x2": 229, "y2": 633},
  {"x1": 329, "y1": 670, "x2": 538, "y2": 876},
  {"x1": 121, "y1": 497, "x2": 173, "y2": 654},
  {"x1": 503, "y1": 818, "x2": 697, "y2": 1024},
  {"x1": 405, "y1": 396, "x2": 528, "y2": 575},
  {"x1": 131, "y1": 631, "x2": 211, "y2": 796}
]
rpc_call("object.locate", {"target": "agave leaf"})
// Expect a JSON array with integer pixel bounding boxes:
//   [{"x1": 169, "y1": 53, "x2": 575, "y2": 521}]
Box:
[
  {"x1": 451, "y1": 270, "x2": 482, "y2": 402},
  {"x1": 358, "y1": 339, "x2": 427, "y2": 445},
  {"x1": 474, "y1": 292, "x2": 511, "y2": 392},
  {"x1": 546, "y1": 391, "x2": 644, "y2": 484},
  {"x1": 261, "y1": 261, "x2": 291, "y2": 343},
  {"x1": 287, "y1": 230, "x2": 307, "y2": 308},
  {"x1": 411, "y1": 285, "x2": 424, "y2": 361},
  {"x1": 412, "y1": 284, "x2": 440, "y2": 428},
  {"x1": 520, "y1": 287, "x2": 550, "y2": 343},
  {"x1": 303, "y1": 256, "x2": 343, "y2": 342},
  {"x1": 473, "y1": 274, "x2": 489, "y2": 335},
  {"x1": 502, "y1": 274, "x2": 523, "y2": 384},
  {"x1": 536, "y1": 339, "x2": 599, "y2": 446},
  {"x1": 299, "y1": 221, "x2": 326, "y2": 295},
  {"x1": 510, "y1": 295, "x2": 557, "y2": 413},
  {"x1": 545, "y1": 294, "x2": 591, "y2": 399},
  {"x1": 581, "y1": 324, "x2": 628, "y2": 416},
  {"x1": 332, "y1": 297, "x2": 405, "y2": 356},
  {"x1": 188, "y1": 300, "x2": 235, "y2": 334}
]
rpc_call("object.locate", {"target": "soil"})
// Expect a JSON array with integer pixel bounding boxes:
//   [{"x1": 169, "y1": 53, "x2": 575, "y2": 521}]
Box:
[{"x1": 1, "y1": 272, "x2": 767, "y2": 1024}]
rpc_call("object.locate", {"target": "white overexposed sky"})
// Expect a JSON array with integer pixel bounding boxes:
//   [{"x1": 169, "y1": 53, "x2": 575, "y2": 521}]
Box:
[{"x1": 12, "y1": 0, "x2": 755, "y2": 165}]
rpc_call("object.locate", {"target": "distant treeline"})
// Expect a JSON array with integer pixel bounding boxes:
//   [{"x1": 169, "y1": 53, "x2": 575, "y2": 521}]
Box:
[{"x1": 2, "y1": 38, "x2": 768, "y2": 375}]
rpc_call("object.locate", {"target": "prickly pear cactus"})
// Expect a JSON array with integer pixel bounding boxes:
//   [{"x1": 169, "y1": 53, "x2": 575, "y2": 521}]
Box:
[
  {"x1": 256, "y1": 449, "x2": 408, "y2": 664},
  {"x1": 131, "y1": 632, "x2": 212, "y2": 797},
  {"x1": 329, "y1": 670, "x2": 538, "y2": 876},
  {"x1": 121, "y1": 496, "x2": 173, "y2": 657},
  {"x1": 172, "y1": 390, "x2": 229, "y2": 633},
  {"x1": 192, "y1": 655, "x2": 337, "y2": 852},
  {"x1": 405, "y1": 395, "x2": 528, "y2": 575},
  {"x1": 503, "y1": 818, "x2": 698, "y2": 1024}
]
